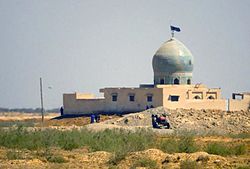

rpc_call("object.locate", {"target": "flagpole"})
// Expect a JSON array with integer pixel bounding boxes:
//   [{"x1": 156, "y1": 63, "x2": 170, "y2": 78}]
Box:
[
  {"x1": 171, "y1": 30, "x2": 174, "y2": 38},
  {"x1": 40, "y1": 77, "x2": 44, "y2": 123}
]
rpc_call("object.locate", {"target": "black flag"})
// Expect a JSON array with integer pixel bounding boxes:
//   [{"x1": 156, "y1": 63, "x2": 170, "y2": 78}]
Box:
[{"x1": 170, "y1": 25, "x2": 181, "y2": 32}]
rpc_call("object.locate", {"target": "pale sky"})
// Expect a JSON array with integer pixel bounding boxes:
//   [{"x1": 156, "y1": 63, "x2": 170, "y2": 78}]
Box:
[{"x1": 0, "y1": 0, "x2": 249, "y2": 109}]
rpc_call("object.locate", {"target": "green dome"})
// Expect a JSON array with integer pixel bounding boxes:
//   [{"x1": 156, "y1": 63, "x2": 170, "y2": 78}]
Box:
[{"x1": 152, "y1": 38, "x2": 194, "y2": 85}]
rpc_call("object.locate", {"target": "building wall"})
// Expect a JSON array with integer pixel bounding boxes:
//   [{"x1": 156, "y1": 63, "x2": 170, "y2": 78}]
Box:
[
  {"x1": 63, "y1": 84, "x2": 229, "y2": 115},
  {"x1": 100, "y1": 87, "x2": 163, "y2": 113},
  {"x1": 63, "y1": 93, "x2": 105, "y2": 114},
  {"x1": 228, "y1": 94, "x2": 250, "y2": 111},
  {"x1": 160, "y1": 84, "x2": 227, "y2": 110}
]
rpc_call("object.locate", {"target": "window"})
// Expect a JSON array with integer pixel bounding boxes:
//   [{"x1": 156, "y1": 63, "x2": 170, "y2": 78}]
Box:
[
  {"x1": 129, "y1": 95, "x2": 135, "y2": 102},
  {"x1": 208, "y1": 96, "x2": 215, "y2": 99},
  {"x1": 187, "y1": 79, "x2": 191, "y2": 85},
  {"x1": 232, "y1": 93, "x2": 243, "y2": 100},
  {"x1": 147, "y1": 95, "x2": 153, "y2": 102},
  {"x1": 174, "y1": 78, "x2": 179, "y2": 84},
  {"x1": 169, "y1": 95, "x2": 179, "y2": 102},
  {"x1": 189, "y1": 60, "x2": 192, "y2": 65},
  {"x1": 160, "y1": 79, "x2": 164, "y2": 84},
  {"x1": 112, "y1": 94, "x2": 117, "y2": 102},
  {"x1": 194, "y1": 95, "x2": 201, "y2": 99}
]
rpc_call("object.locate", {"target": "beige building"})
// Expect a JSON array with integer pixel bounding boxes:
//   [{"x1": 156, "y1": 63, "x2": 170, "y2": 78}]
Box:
[
  {"x1": 63, "y1": 35, "x2": 249, "y2": 114},
  {"x1": 228, "y1": 93, "x2": 250, "y2": 111}
]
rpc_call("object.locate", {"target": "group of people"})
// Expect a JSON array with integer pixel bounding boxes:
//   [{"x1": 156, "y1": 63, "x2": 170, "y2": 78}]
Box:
[
  {"x1": 60, "y1": 106, "x2": 169, "y2": 128},
  {"x1": 151, "y1": 114, "x2": 170, "y2": 129}
]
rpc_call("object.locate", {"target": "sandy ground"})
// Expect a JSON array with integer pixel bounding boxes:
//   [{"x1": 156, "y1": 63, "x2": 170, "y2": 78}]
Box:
[
  {"x1": 0, "y1": 147, "x2": 249, "y2": 169},
  {"x1": 0, "y1": 111, "x2": 249, "y2": 168},
  {"x1": 0, "y1": 112, "x2": 58, "y2": 121}
]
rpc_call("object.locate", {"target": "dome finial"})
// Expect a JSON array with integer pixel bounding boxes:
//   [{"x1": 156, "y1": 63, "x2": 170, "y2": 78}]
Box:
[{"x1": 171, "y1": 31, "x2": 174, "y2": 38}]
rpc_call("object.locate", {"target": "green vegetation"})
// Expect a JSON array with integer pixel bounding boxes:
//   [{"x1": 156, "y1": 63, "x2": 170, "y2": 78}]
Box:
[
  {"x1": 205, "y1": 142, "x2": 247, "y2": 156},
  {"x1": 0, "y1": 127, "x2": 154, "y2": 152},
  {"x1": 0, "y1": 121, "x2": 35, "y2": 127},
  {"x1": 237, "y1": 165, "x2": 250, "y2": 169},
  {"x1": 131, "y1": 157, "x2": 158, "y2": 169},
  {"x1": 6, "y1": 150, "x2": 24, "y2": 160},
  {"x1": 46, "y1": 154, "x2": 67, "y2": 163},
  {"x1": 159, "y1": 137, "x2": 179, "y2": 153},
  {"x1": 180, "y1": 160, "x2": 200, "y2": 169},
  {"x1": 159, "y1": 135, "x2": 198, "y2": 153},
  {"x1": 178, "y1": 135, "x2": 198, "y2": 153},
  {"x1": 0, "y1": 126, "x2": 247, "y2": 164},
  {"x1": 228, "y1": 133, "x2": 250, "y2": 139}
]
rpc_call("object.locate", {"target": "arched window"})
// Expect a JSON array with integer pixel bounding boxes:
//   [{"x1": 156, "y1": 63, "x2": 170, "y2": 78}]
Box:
[
  {"x1": 208, "y1": 96, "x2": 215, "y2": 100},
  {"x1": 174, "y1": 78, "x2": 179, "y2": 85},
  {"x1": 189, "y1": 60, "x2": 192, "y2": 65},
  {"x1": 160, "y1": 79, "x2": 164, "y2": 84},
  {"x1": 187, "y1": 79, "x2": 191, "y2": 85},
  {"x1": 194, "y1": 95, "x2": 201, "y2": 99}
]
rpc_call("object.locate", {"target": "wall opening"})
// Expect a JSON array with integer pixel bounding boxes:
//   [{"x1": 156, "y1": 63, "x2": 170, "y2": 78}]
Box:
[
  {"x1": 111, "y1": 93, "x2": 118, "y2": 102},
  {"x1": 194, "y1": 95, "x2": 201, "y2": 99},
  {"x1": 169, "y1": 95, "x2": 179, "y2": 102},
  {"x1": 147, "y1": 95, "x2": 153, "y2": 102},
  {"x1": 232, "y1": 93, "x2": 244, "y2": 100},
  {"x1": 208, "y1": 96, "x2": 215, "y2": 99},
  {"x1": 187, "y1": 79, "x2": 191, "y2": 85},
  {"x1": 129, "y1": 95, "x2": 135, "y2": 102},
  {"x1": 160, "y1": 79, "x2": 165, "y2": 84},
  {"x1": 174, "y1": 78, "x2": 179, "y2": 85}
]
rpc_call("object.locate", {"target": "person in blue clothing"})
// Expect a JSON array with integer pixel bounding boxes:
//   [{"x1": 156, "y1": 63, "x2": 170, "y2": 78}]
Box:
[
  {"x1": 60, "y1": 106, "x2": 64, "y2": 116},
  {"x1": 90, "y1": 114, "x2": 95, "y2": 123},
  {"x1": 151, "y1": 114, "x2": 170, "y2": 129},
  {"x1": 151, "y1": 114, "x2": 160, "y2": 128},
  {"x1": 95, "y1": 114, "x2": 100, "y2": 123}
]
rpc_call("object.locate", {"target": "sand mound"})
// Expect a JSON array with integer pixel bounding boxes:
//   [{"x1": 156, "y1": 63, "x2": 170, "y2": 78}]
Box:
[{"x1": 103, "y1": 107, "x2": 250, "y2": 134}]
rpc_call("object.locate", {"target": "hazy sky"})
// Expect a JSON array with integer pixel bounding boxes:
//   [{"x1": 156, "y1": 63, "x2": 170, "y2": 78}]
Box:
[{"x1": 0, "y1": 0, "x2": 249, "y2": 109}]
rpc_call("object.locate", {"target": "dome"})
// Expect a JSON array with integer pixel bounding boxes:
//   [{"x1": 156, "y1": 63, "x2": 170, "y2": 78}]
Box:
[{"x1": 152, "y1": 38, "x2": 194, "y2": 85}]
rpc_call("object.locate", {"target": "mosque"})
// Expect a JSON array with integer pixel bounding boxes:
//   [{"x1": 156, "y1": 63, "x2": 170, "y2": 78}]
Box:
[{"x1": 63, "y1": 29, "x2": 250, "y2": 115}]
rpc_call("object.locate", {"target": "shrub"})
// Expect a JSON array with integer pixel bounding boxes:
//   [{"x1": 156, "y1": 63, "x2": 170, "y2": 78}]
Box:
[
  {"x1": 0, "y1": 127, "x2": 155, "y2": 152},
  {"x1": 180, "y1": 160, "x2": 200, "y2": 169},
  {"x1": 131, "y1": 157, "x2": 158, "y2": 169},
  {"x1": 6, "y1": 150, "x2": 24, "y2": 160},
  {"x1": 88, "y1": 129, "x2": 154, "y2": 153},
  {"x1": 237, "y1": 165, "x2": 250, "y2": 169},
  {"x1": 46, "y1": 155, "x2": 67, "y2": 163},
  {"x1": 229, "y1": 133, "x2": 250, "y2": 139},
  {"x1": 58, "y1": 130, "x2": 80, "y2": 150},
  {"x1": 108, "y1": 150, "x2": 127, "y2": 166},
  {"x1": 205, "y1": 143, "x2": 231, "y2": 156},
  {"x1": 106, "y1": 129, "x2": 154, "y2": 165},
  {"x1": 178, "y1": 135, "x2": 198, "y2": 153},
  {"x1": 233, "y1": 144, "x2": 247, "y2": 155},
  {"x1": 206, "y1": 143, "x2": 247, "y2": 156},
  {"x1": 159, "y1": 138, "x2": 179, "y2": 153}
]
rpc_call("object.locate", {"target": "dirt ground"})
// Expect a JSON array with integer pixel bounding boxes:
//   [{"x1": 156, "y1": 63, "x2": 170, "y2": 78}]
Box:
[
  {"x1": 0, "y1": 112, "x2": 119, "y2": 127},
  {"x1": 0, "y1": 141, "x2": 249, "y2": 169},
  {"x1": 0, "y1": 110, "x2": 249, "y2": 168}
]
